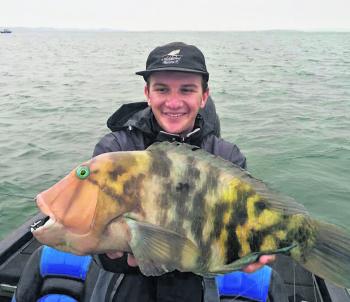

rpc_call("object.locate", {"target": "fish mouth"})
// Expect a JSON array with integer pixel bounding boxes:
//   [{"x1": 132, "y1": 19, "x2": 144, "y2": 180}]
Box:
[
  {"x1": 32, "y1": 193, "x2": 57, "y2": 233},
  {"x1": 31, "y1": 217, "x2": 56, "y2": 233},
  {"x1": 30, "y1": 219, "x2": 46, "y2": 232}
]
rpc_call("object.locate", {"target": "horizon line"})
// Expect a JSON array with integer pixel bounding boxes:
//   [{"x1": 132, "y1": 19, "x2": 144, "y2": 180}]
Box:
[{"x1": 2, "y1": 26, "x2": 350, "y2": 33}]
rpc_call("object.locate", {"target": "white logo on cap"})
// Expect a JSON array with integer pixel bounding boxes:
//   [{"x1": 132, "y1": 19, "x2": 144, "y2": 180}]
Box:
[
  {"x1": 161, "y1": 49, "x2": 183, "y2": 65},
  {"x1": 167, "y1": 49, "x2": 181, "y2": 56}
]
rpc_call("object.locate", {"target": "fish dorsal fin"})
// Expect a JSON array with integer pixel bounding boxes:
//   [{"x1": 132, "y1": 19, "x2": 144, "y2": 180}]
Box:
[
  {"x1": 147, "y1": 142, "x2": 307, "y2": 215},
  {"x1": 125, "y1": 218, "x2": 202, "y2": 276},
  {"x1": 147, "y1": 142, "x2": 246, "y2": 175}
]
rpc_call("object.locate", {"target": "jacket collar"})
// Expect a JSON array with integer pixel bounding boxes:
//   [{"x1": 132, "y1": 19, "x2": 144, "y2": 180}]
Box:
[
  {"x1": 106, "y1": 98, "x2": 219, "y2": 146},
  {"x1": 147, "y1": 114, "x2": 204, "y2": 147}
]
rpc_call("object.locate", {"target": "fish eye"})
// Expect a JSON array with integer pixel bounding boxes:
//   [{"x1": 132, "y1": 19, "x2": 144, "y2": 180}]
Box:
[{"x1": 76, "y1": 165, "x2": 90, "y2": 180}]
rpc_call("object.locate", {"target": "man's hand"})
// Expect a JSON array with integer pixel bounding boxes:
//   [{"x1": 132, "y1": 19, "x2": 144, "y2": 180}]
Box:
[
  {"x1": 106, "y1": 251, "x2": 138, "y2": 267},
  {"x1": 242, "y1": 255, "x2": 276, "y2": 273}
]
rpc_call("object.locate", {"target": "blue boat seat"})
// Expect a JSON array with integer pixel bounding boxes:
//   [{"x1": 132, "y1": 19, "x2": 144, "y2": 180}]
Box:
[
  {"x1": 12, "y1": 246, "x2": 92, "y2": 302},
  {"x1": 39, "y1": 246, "x2": 92, "y2": 281},
  {"x1": 37, "y1": 294, "x2": 78, "y2": 302},
  {"x1": 216, "y1": 266, "x2": 272, "y2": 302}
]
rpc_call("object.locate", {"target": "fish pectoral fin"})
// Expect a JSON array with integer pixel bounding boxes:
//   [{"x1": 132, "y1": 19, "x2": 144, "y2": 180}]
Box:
[{"x1": 125, "y1": 219, "x2": 200, "y2": 276}]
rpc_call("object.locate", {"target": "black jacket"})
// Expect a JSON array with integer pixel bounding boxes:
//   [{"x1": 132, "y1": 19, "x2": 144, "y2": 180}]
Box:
[{"x1": 91, "y1": 98, "x2": 247, "y2": 302}]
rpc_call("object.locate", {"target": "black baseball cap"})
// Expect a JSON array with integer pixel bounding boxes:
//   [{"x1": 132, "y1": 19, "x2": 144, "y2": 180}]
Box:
[{"x1": 136, "y1": 42, "x2": 209, "y2": 82}]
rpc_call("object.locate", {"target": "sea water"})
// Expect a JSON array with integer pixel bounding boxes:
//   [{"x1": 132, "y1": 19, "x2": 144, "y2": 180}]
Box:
[{"x1": 0, "y1": 31, "x2": 349, "y2": 240}]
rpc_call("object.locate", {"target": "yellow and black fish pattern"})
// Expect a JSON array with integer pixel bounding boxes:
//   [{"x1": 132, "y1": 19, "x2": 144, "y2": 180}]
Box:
[{"x1": 34, "y1": 142, "x2": 350, "y2": 289}]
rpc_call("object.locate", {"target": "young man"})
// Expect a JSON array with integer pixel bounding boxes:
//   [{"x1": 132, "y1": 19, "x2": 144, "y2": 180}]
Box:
[
  {"x1": 91, "y1": 42, "x2": 275, "y2": 301},
  {"x1": 14, "y1": 42, "x2": 281, "y2": 302}
]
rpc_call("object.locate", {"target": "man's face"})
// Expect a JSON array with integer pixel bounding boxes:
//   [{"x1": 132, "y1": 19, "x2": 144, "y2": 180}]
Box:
[{"x1": 145, "y1": 71, "x2": 209, "y2": 134}]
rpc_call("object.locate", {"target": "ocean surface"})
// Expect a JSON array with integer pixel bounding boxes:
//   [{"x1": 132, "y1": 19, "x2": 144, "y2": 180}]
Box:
[{"x1": 0, "y1": 31, "x2": 349, "y2": 240}]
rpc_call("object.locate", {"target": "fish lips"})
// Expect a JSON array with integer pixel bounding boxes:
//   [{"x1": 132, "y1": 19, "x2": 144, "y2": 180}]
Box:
[
  {"x1": 36, "y1": 192, "x2": 55, "y2": 218},
  {"x1": 32, "y1": 193, "x2": 58, "y2": 235}
]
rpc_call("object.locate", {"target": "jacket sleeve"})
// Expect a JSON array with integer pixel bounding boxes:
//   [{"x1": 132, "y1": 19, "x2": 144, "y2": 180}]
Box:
[
  {"x1": 93, "y1": 133, "x2": 123, "y2": 157},
  {"x1": 202, "y1": 135, "x2": 247, "y2": 169},
  {"x1": 93, "y1": 129, "x2": 146, "y2": 157}
]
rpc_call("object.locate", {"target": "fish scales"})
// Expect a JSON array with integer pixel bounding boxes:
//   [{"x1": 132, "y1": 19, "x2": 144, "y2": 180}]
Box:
[
  {"x1": 137, "y1": 149, "x2": 229, "y2": 270},
  {"x1": 33, "y1": 142, "x2": 350, "y2": 288},
  {"x1": 143, "y1": 149, "x2": 253, "y2": 270},
  {"x1": 93, "y1": 147, "x2": 317, "y2": 270},
  {"x1": 142, "y1": 146, "x2": 319, "y2": 271}
]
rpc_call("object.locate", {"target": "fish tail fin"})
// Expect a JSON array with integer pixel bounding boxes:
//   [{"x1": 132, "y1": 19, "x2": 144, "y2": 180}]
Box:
[{"x1": 299, "y1": 220, "x2": 350, "y2": 288}]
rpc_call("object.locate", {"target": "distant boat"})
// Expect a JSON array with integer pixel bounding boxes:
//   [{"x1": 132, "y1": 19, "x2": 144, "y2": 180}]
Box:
[{"x1": 0, "y1": 28, "x2": 12, "y2": 34}]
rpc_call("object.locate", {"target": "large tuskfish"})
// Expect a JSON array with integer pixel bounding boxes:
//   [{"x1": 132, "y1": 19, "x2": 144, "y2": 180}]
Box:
[{"x1": 32, "y1": 142, "x2": 350, "y2": 288}]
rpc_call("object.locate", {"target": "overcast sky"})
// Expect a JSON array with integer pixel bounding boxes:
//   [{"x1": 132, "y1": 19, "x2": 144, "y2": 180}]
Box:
[{"x1": 2, "y1": 0, "x2": 350, "y2": 31}]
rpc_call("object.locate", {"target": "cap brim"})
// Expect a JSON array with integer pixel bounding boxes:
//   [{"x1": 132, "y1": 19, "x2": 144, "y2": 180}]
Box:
[{"x1": 136, "y1": 67, "x2": 209, "y2": 80}]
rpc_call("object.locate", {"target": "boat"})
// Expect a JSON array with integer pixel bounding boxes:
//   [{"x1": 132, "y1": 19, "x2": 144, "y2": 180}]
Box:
[
  {"x1": 0, "y1": 212, "x2": 349, "y2": 301},
  {"x1": 0, "y1": 29, "x2": 12, "y2": 34}
]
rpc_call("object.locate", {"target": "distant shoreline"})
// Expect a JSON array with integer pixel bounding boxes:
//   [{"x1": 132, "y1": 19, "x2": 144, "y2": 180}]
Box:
[{"x1": 3, "y1": 27, "x2": 350, "y2": 33}]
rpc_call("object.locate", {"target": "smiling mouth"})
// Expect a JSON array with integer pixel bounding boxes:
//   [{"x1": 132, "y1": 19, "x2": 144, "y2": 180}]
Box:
[{"x1": 163, "y1": 112, "x2": 187, "y2": 118}]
